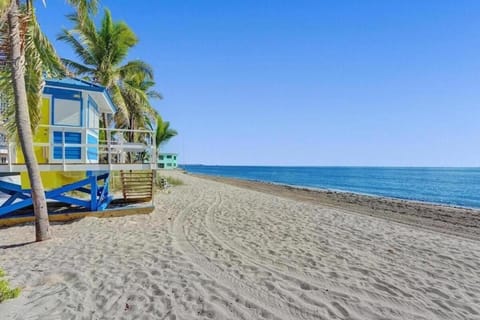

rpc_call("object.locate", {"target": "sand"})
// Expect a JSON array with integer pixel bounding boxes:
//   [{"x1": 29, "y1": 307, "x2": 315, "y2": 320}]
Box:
[
  {"x1": 194, "y1": 174, "x2": 480, "y2": 241},
  {"x1": 0, "y1": 171, "x2": 479, "y2": 319}
]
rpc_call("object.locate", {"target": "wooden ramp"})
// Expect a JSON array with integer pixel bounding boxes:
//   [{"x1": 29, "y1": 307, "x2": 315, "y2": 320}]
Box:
[{"x1": 120, "y1": 170, "x2": 155, "y2": 203}]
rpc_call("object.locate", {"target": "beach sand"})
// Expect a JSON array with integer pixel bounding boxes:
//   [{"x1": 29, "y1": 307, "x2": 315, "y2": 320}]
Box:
[{"x1": 1, "y1": 171, "x2": 479, "y2": 319}]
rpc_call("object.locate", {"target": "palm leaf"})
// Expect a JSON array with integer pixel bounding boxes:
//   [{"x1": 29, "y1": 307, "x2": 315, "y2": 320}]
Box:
[
  {"x1": 67, "y1": 0, "x2": 98, "y2": 17},
  {"x1": 119, "y1": 60, "x2": 153, "y2": 80},
  {"x1": 61, "y1": 57, "x2": 94, "y2": 75},
  {"x1": 57, "y1": 28, "x2": 97, "y2": 66},
  {"x1": 154, "y1": 115, "x2": 177, "y2": 149},
  {"x1": 29, "y1": 9, "x2": 65, "y2": 77},
  {"x1": 1, "y1": 3, "x2": 67, "y2": 140}
]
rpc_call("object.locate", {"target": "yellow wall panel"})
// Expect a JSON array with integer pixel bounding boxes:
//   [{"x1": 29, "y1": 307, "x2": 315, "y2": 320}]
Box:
[{"x1": 21, "y1": 171, "x2": 86, "y2": 190}]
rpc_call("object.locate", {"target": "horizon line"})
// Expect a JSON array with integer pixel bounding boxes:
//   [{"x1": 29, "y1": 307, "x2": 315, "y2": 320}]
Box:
[{"x1": 179, "y1": 164, "x2": 480, "y2": 169}]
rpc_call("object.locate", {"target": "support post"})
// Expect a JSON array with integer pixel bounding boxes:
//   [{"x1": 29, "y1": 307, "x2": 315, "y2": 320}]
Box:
[
  {"x1": 8, "y1": 142, "x2": 12, "y2": 172},
  {"x1": 90, "y1": 174, "x2": 98, "y2": 211},
  {"x1": 62, "y1": 127, "x2": 66, "y2": 169},
  {"x1": 107, "y1": 129, "x2": 111, "y2": 164},
  {"x1": 152, "y1": 131, "x2": 157, "y2": 169}
]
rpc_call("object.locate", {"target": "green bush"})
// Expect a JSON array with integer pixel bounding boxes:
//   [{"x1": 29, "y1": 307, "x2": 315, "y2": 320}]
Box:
[
  {"x1": 0, "y1": 269, "x2": 20, "y2": 303},
  {"x1": 155, "y1": 175, "x2": 184, "y2": 188}
]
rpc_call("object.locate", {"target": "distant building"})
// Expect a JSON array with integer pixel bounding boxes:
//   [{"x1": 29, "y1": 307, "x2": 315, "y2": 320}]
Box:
[{"x1": 158, "y1": 153, "x2": 178, "y2": 169}]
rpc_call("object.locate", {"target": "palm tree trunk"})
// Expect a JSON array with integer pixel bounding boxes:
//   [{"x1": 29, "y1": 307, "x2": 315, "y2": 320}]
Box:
[
  {"x1": 129, "y1": 117, "x2": 135, "y2": 142},
  {"x1": 100, "y1": 113, "x2": 110, "y2": 163},
  {"x1": 127, "y1": 116, "x2": 134, "y2": 163},
  {"x1": 8, "y1": 1, "x2": 51, "y2": 241}
]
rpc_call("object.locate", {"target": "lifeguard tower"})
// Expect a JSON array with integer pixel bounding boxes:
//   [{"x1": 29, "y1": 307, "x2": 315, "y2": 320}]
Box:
[{"x1": 0, "y1": 78, "x2": 156, "y2": 225}]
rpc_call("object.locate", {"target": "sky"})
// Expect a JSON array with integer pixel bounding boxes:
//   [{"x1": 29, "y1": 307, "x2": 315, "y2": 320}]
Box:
[{"x1": 36, "y1": 0, "x2": 480, "y2": 166}]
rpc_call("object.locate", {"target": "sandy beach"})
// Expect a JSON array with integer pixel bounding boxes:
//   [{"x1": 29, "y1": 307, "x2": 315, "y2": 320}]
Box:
[
  {"x1": 195, "y1": 173, "x2": 480, "y2": 241},
  {"x1": 1, "y1": 171, "x2": 480, "y2": 319}
]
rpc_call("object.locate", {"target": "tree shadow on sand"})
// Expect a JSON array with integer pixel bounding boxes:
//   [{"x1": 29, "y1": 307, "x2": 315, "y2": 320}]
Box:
[{"x1": 0, "y1": 241, "x2": 36, "y2": 249}]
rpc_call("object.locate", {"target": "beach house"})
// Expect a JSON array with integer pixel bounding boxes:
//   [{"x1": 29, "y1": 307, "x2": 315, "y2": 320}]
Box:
[
  {"x1": 0, "y1": 77, "x2": 157, "y2": 221},
  {"x1": 158, "y1": 153, "x2": 178, "y2": 169}
]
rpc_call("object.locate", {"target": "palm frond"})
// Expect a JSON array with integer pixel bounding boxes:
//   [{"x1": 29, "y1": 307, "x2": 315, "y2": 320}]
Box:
[
  {"x1": 66, "y1": 0, "x2": 98, "y2": 17},
  {"x1": 98, "y1": 9, "x2": 137, "y2": 66},
  {"x1": 57, "y1": 28, "x2": 97, "y2": 67},
  {"x1": 0, "y1": 3, "x2": 64, "y2": 140},
  {"x1": 61, "y1": 57, "x2": 94, "y2": 75},
  {"x1": 0, "y1": 70, "x2": 16, "y2": 139},
  {"x1": 147, "y1": 89, "x2": 162, "y2": 100},
  {"x1": 119, "y1": 60, "x2": 154, "y2": 80},
  {"x1": 29, "y1": 9, "x2": 65, "y2": 77},
  {"x1": 23, "y1": 42, "x2": 43, "y2": 133},
  {"x1": 154, "y1": 115, "x2": 177, "y2": 149},
  {"x1": 108, "y1": 83, "x2": 128, "y2": 121}
]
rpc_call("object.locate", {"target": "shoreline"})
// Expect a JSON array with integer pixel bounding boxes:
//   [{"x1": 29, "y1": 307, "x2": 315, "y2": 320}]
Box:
[
  {"x1": 211, "y1": 175, "x2": 478, "y2": 211},
  {"x1": 190, "y1": 172, "x2": 480, "y2": 241}
]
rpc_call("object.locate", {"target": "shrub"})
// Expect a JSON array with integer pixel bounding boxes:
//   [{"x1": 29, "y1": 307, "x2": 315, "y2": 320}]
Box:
[
  {"x1": 0, "y1": 269, "x2": 20, "y2": 303},
  {"x1": 155, "y1": 175, "x2": 184, "y2": 188},
  {"x1": 166, "y1": 176, "x2": 184, "y2": 186}
]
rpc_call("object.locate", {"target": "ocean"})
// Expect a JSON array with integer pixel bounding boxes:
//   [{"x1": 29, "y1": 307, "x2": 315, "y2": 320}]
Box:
[{"x1": 182, "y1": 165, "x2": 480, "y2": 209}]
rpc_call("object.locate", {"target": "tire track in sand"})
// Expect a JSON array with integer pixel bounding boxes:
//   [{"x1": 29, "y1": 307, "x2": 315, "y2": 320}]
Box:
[
  {"x1": 203, "y1": 194, "x2": 433, "y2": 320},
  {"x1": 172, "y1": 190, "x2": 325, "y2": 320}
]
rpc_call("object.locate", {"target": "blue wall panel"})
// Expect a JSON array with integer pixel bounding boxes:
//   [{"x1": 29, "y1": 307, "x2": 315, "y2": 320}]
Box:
[
  {"x1": 53, "y1": 131, "x2": 82, "y2": 160},
  {"x1": 87, "y1": 134, "x2": 98, "y2": 160}
]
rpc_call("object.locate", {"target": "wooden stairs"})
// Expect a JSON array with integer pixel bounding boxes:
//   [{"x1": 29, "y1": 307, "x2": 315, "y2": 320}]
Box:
[{"x1": 120, "y1": 170, "x2": 155, "y2": 203}]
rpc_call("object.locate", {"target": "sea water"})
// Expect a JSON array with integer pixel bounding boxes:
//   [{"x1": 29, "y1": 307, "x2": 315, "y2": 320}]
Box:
[{"x1": 182, "y1": 165, "x2": 480, "y2": 209}]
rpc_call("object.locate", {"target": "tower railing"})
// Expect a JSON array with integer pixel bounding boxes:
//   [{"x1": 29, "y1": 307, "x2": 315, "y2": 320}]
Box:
[{"x1": 0, "y1": 124, "x2": 157, "y2": 172}]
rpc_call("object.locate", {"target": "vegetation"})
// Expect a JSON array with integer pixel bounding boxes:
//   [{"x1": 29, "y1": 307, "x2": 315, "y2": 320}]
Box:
[
  {"x1": 153, "y1": 115, "x2": 177, "y2": 150},
  {"x1": 0, "y1": 268, "x2": 20, "y2": 303},
  {"x1": 158, "y1": 175, "x2": 183, "y2": 187},
  {"x1": 165, "y1": 176, "x2": 183, "y2": 186},
  {"x1": 121, "y1": 72, "x2": 161, "y2": 141},
  {"x1": 58, "y1": 8, "x2": 155, "y2": 128},
  {"x1": 58, "y1": 7, "x2": 176, "y2": 163}
]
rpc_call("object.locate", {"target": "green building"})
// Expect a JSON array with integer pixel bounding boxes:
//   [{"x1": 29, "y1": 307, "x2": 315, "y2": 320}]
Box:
[{"x1": 158, "y1": 153, "x2": 178, "y2": 169}]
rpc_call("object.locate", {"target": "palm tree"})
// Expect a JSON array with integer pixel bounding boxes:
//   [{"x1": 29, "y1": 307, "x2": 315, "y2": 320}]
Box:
[
  {"x1": 154, "y1": 115, "x2": 177, "y2": 151},
  {"x1": 141, "y1": 114, "x2": 176, "y2": 164},
  {"x1": 58, "y1": 9, "x2": 153, "y2": 125},
  {"x1": 0, "y1": 0, "x2": 96, "y2": 241},
  {"x1": 5, "y1": 1, "x2": 51, "y2": 241},
  {"x1": 120, "y1": 72, "x2": 161, "y2": 143}
]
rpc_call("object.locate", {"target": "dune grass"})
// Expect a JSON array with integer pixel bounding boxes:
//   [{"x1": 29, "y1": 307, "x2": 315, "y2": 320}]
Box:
[{"x1": 164, "y1": 176, "x2": 184, "y2": 186}]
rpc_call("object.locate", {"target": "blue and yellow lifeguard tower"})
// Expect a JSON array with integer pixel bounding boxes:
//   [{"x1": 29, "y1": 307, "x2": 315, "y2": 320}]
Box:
[{"x1": 0, "y1": 78, "x2": 156, "y2": 224}]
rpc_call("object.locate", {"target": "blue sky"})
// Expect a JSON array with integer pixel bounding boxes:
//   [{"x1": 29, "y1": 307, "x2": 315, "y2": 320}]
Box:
[{"x1": 36, "y1": 1, "x2": 480, "y2": 166}]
